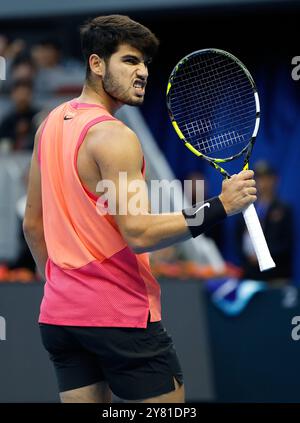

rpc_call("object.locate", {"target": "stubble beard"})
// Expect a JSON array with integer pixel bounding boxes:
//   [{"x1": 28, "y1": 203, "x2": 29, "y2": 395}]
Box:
[{"x1": 102, "y1": 69, "x2": 144, "y2": 107}]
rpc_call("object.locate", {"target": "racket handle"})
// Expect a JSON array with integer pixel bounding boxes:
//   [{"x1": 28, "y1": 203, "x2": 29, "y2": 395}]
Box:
[{"x1": 242, "y1": 203, "x2": 276, "y2": 272}]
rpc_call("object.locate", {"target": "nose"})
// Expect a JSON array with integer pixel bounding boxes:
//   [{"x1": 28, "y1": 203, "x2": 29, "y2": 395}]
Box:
[{"x1": 136, "y1": 62, "x2": 148, "y2": 79}]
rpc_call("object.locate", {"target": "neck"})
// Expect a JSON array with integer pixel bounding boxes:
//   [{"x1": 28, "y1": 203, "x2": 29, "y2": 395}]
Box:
[{"x1": 77, "y1": 80, "x2": 122, "y2": 115}]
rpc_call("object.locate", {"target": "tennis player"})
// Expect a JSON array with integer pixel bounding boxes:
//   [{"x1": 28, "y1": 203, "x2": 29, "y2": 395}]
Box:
[{"x1": 23, "y1": 15, "x2": 257, "y2": 403}]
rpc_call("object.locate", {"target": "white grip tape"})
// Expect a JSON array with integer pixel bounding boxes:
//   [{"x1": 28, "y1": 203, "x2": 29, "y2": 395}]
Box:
[{"x1": 242, "y1": 203, "x2": 276, "y2": 272}]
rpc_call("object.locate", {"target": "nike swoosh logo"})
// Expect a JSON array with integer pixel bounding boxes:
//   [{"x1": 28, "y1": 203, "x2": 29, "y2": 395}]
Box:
[
  {"x1": 192, "y1": 202, "x2": 210, "y2": 215},
  {"x1": 64, "y1": 115, "x2": 73, "y2": 120}
]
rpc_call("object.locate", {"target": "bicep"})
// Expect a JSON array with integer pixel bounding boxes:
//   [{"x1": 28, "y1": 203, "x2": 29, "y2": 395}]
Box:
[{"x1": 89, "y1": 122, "x2": 150, "y2": 234}]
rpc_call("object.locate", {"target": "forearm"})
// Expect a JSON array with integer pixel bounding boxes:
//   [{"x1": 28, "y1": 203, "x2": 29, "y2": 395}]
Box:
[
  {"x1": 23, "y1": 227, "x2": 48, "y2": 280},
  {"x1": 127, "y1": 212, "x2": 190, "y2": 253},
  {"x1": 124, "y1": 197, "x2": 227, "y2": 253}
]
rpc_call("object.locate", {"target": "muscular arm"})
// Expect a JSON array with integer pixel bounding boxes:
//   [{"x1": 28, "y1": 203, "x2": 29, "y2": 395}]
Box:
[
  {"x1": 87, "y1": 121, "x2": 256, "y2": 253},
  {"x1": 23, "y1": 124, "x2": 48, "y2": 279}
]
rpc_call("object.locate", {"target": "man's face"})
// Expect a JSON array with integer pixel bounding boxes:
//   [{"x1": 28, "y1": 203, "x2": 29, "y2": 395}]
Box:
[
  {"x1": 32, "y1": 44, "x2": 60, "y2": 68},
  {"x1": 12, "y1": 86, "x2": 32, "y2": 110},
  {"x1": 102, "y1": 44, "x2": 149, "y2": 106}
]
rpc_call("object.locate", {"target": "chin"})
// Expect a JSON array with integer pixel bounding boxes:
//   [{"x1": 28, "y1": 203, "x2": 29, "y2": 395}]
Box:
[
  {"x1": 126, "y1": 97, "x2": 144, "y2": 106},
  {"x1": 136, "y1": 94, "x2": 145, "y2": 103}
]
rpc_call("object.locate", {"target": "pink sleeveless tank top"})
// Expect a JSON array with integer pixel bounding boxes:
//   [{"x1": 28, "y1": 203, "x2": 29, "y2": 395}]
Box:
[{"x1": 38, "y1": 99, "x2": 161, "y2": 328}]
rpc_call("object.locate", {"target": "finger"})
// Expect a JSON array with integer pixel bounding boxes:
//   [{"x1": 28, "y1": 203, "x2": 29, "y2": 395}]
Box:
[
  {"x1": 242, "y1": 186, "x2": 257, "y2": 196},
  {"x1": 243, "y1": 194, "x2": 257, "y2": 205},
  {"x1": 247, "y1": 187, "x2": 257, "y2": 195},
  {"x1": 244, "y1": 179, "x2": 256, "y2": 187},
  {"x1": 238, "y1": 169, "x2": 254, "y2": 179}
]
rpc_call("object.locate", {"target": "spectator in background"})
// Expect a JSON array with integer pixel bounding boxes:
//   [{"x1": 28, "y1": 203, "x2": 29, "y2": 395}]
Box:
[
  {"x1": 0, "y1": 34, "x2": 9, "y2": 57},
  {"x1": 10, "y1": 56, "x2": 36, "y2": 86},
  {"x1": 0, "y1": 35, "x2": 26, "y2": 64},
  {"x1": 235, "y1": 160, "x2": 293, "y2": 283},
  {"x1": 0, "y1": 36, "x2": 27, "y2": 71},
  {"x1": 31, "y1": 39, "x2": 84, "y2": 95},
  {"x1": 0, "y1": 35, "x2": 28, "y2": 93},
  {"x1": 0, "y1": 79, "x2": 39, "y2": 151},
  {"x1": 0, "y1": 35, "x2": 8, "y2": 93}
]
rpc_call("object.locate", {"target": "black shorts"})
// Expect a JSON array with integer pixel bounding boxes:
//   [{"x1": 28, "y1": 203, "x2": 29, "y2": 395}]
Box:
[{"x1": 39, "y1": 319, "x2": 184, "y2": 401}]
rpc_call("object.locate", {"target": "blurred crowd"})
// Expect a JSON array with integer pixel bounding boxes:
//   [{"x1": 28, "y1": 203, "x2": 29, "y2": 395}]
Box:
[
  {"x1": 0, "y1": 34, "x2": 85, "y2": 280},
  {"x1": 0, "y1": 34, "x2": 85, "y2": 152}
]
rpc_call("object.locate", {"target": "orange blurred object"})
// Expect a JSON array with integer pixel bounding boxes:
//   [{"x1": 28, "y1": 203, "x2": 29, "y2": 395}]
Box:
[
  {"x1": 151, "y1": 260, "x2": 243, "y2": 280},
  {"x1": 0, "y1": 265, "x2": 9, "y2": 281},
  {"x1": 7, "y1": 268, "x2": 36, "y2": 282},
  {"x1": 0, "y1": 266, "x2": 36, "y2": 283}
]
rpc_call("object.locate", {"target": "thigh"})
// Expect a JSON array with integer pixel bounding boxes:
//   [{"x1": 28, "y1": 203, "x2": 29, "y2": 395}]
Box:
[
  {"x1": 39, "y1": 324, "x2": 106, "y2": 396},
  {"x1": 128, "y1": 377, "x2": 185, "y2": 403},
  {"x1": 76, "y1": 321, "x2": 185, "y2": 402},
  {"x1": 60, "y1": 381, "x2": 112, "y2": 403}
]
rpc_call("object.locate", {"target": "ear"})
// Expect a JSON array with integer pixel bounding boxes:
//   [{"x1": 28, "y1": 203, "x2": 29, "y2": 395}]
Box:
[{"x1": 89, "y1": 54, "x2": 105, "y2": 77}]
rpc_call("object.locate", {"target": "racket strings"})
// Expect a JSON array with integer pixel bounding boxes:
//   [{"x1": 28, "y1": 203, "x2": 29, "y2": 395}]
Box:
[
  {"x1": 169, "y1": 52, "x2": 257, "y2": 157},
  {"x1": 174, "y1": 64, "x2": 253, "y2": 121},
  {"x1": 172, "y1": 59, "x2": 249, "y2": 111}
]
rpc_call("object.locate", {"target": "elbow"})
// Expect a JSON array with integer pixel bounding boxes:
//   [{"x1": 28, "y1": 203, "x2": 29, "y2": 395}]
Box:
[
  {"x1": 23, "y1": 220, "x2": 34, "y2": 241},
  {"x1": 120, "y1": 218, "x2": 155, "y2": 254},
  {"x1": 131, "y1": 244, "x2": 148, "y2": 254},
  {"x1": 122, "y1": 225, "x2": 150, "y2": 254},
  {"x1": 126, "y1": 233, "x2": 149, "y2": 254},
  {"x1": 22, "y1": 217, "x2": 42, "y2": 238},
  {"x1": 22, "y1": 218, "x2": 32, "y2": 236}
]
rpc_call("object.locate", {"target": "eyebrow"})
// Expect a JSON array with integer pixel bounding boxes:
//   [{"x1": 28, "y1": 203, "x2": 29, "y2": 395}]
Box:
[
  {"x1": 121, "y1": 54, "x2": 146, "y2": 63},
  {"x1": 121, "y1": 54, "x2": 140, "y2": 60}
]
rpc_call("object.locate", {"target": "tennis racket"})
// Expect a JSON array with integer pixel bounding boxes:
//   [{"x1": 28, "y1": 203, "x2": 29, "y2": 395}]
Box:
[{"x1": 166, "y1": 48, "x2": 275, "y2": 272}]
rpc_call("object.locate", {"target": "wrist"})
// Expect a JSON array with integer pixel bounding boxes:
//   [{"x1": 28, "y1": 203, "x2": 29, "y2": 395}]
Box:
[
  {"x1": 218, "y1": 194, "x2": 230, "y2": 216},
  {"x1": 182, "y1": 197, "x2": 227, "y2": 238}
]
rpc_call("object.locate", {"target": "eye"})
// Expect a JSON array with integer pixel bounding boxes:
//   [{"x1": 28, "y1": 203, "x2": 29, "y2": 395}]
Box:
[{"x1": 123, "y1": 57, "x2": 139, "y2": 65}]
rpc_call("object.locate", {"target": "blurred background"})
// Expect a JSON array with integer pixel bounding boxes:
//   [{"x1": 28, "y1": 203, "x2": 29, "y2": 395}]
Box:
[{"x1": 1, "y1": 0, "x2": 300, "y2": 403}]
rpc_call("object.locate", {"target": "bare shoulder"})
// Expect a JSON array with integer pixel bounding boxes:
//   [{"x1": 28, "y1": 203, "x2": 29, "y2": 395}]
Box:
[{"x1": 86, "y1": 119, "x2": 143, "y2": 171}]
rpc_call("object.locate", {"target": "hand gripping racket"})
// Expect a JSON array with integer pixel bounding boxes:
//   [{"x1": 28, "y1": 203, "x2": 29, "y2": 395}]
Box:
[{"x1": 166, "y1": 48, "x2": 275, "y2": 271}]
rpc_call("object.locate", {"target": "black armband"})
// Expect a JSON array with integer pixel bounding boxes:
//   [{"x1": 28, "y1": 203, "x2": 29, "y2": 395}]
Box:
[{"x1": 182, "y1": 196, "x2": 227, "y2": 238}]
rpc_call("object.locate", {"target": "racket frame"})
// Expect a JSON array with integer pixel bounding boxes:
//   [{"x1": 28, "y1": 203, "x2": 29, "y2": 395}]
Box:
[
  {"x1": 166, "y1": 48, "x2": 275, "y2": 271},
  {"x1": 166, "y1": 48, "x2": 260, "y2": 176}
]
